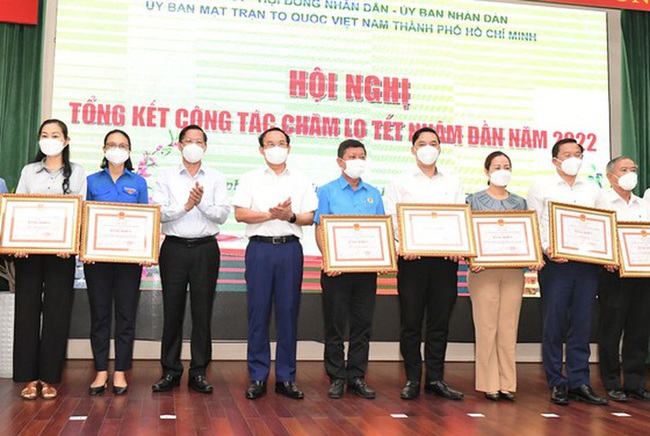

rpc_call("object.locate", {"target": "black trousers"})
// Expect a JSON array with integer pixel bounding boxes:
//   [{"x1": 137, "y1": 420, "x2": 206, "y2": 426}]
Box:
[
  {"x1": 397, "y1": 257, "x2": 459, "y2": 383},
  {"x1": 13, "y1": 255, "x2": 76, "y2": 383},
  {"x1": 321, "y1": 272, "x2": 377, "y2": 382},
  {"x1": 159, "y1": 237, "x2": 220, "y2": 378},
  {"x1": 598, "y1": 271, "x2": 650, "y2": 391},
  {"x1": 84, "y1": 262, "x2": 142, "y2": 372}
]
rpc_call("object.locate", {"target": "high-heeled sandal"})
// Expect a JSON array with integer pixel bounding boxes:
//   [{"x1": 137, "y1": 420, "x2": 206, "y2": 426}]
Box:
[{"x1": 20, "y1": 381, "x2": 39, "y2": 400}]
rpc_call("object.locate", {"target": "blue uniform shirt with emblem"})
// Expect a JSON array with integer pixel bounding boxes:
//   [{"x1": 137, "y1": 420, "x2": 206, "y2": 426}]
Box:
[
  {"x1": 314, "y1": 175, "x2": 384, "y2": 224},
  {"x1": 86, "y1": 167, "x2": 149, "y2": 204}
]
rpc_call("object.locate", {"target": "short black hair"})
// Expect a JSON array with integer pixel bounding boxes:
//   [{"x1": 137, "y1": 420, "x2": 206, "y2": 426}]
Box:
[
  {"x1": 337, "y1": 139, "x2": 366, "y2": 159},
  {"x1": 179, "y1": 124, "x2": 207, "y2": 143},
  {"x1": 100, "y1": 129, "x2": 134, "y2": 171},
  {"x1": 258, "y1": 127, "x2": 290, "y2": 147},
  {"x1": 551, "y1": 138, "x2": 583, "y2": 158},
  {"x1": 411, "y1": 127, "x2": 441, "y2": 145}
]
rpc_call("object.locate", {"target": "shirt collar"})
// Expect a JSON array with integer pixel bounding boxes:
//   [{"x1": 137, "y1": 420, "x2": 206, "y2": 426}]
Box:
[
  {"x1": 336, "y1": 174, "x2": 366, "y2": 191},
  {"x1": 102, "y1": 166, "x2": 132, "y2": 178},
  {"x1": 552, "y1": 171, "x2": 585, "y2": 187},
  {"x1": 263, "y1": 165, "x2": 289, "y2": 176},
  {"x1": 35, "y1": 158, "x2": 62, "y2": 174},
  {"x1": 605, "y1": 188, "x2": 641, "y2": 206},
  {"x1": 178, "y1": 163, "x2": 204, "y2": 176}
]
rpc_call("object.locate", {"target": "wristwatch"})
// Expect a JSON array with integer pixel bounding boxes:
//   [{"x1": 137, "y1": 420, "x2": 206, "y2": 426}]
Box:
[{"x1": 289, "y1": 213, "x2": 297, "y2": 223}]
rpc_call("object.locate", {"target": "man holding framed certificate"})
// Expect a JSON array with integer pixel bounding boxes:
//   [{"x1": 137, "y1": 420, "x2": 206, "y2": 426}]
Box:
[
  {"x1": 385, "y1": 127, "x2": 465, "y2": 401},
  {"x1": 527, "y1": 138, "x2": 606, "y2": 406},
  {"x1": 314, "y1": 139, "x2": 385, "y2": 400},
  {"x1": 595, "y1": 156, "x2": 650, "y2": 402}
]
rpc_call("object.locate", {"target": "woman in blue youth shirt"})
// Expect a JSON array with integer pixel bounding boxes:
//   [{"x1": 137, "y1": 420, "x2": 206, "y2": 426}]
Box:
[{"x1": 85, "y1": 129, "x2": 148, "y2": 396}]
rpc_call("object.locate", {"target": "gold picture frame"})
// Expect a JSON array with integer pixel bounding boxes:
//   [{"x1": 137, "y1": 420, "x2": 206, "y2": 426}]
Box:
[
  {"x1": 397, "y1": 203, "x2": 476, "y2": 257},
  {"x1": 548, "y1": 201, "x2": 618, "y2": 265},
  {"x1": 80, "y1": 201, "x2": 161, "y2": 264},
  {"x1": 468, "y1": 210, "x2": 543, "y2": 268},
  {"x1": 0, "y1": 194, "x2": 82, "y2": 254},
  {"x1": 616, "y1": 221, "x2": 650, "y2": 278},
  {"x1": 320, "y1": 215, "x2": 397, "y2": 273}
]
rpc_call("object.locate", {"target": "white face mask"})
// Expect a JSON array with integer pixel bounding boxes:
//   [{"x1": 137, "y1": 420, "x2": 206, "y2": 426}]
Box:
[
  {"x1": 559, "y1": 156, "x2": 582, "y2": 176},
  {"x1": 105, "y1": 147, "x2": 130, "y2": 166},
  {"x1": 343, "y1": 158, "x2": 366, "y2": 179},
  {"x1": 489, "y1": 169, "x2": 512, "y2": 187},
  {"x1": 416, "y1": 146, "x2": 440, "y2": 165},
  {"x1": 264, "y1": 146, "x2": 288, "y2": 165},
  {"x1": 39, "y1": 138, "x2": 65, "y2": 157},
  {"x1": 617, "y1": 172, "x2": 638, "y2": 191},
  {"x1": 182, "y1": 143, "x2": 205, "y2": 163}
]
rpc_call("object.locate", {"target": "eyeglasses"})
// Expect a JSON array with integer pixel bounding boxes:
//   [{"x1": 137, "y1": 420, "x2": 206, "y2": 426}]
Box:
[
  {"x1": 263, "y1": 142, "x2": 288, "y2": 149},
  {"x1": 181, "y1": 139, "x2": 206, "y2": 146},
  {"x1": 105, "y1": 142, "x2": 130, "y2": 151}
]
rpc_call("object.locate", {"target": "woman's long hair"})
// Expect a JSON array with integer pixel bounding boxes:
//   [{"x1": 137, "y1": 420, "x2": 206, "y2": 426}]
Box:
[{"x1": 33, "y1": 119, "x2": 72, "y2": 194}]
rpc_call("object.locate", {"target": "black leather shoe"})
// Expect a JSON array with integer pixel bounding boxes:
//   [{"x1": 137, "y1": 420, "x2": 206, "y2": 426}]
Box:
[
  {"x1": 275, "y1": 382, "x2": 304, "y2": 399},
  {"x1": 424, "y1": 380, "x2": 464, "y2": 400},
  {"x1": 348, "y1": 378, "x2": 376, "y2": 399},
  {"x1": 328, "y1": 379, "x2": 345, "y2": 399},
  {"x1": 400, "y1": 381, "x2": 420, "y2": 400},
  {"x1": 568, "y1": 385, "x2": 607, "y2": 405},
  {"x1": 113, "y1": 385, "x2": 128, "y2": 395},
  {"x1": 188, "y1": 375, "x2": 213, "y2": 394},
  {"x1": 550, "y1": 385, "x2": 569, "y2": 405},
  {"x1": 625, "y1": 389, "x2": 650, "y2": 400},
  {"x1": 89, "y1": 383, "x2": 107, "y2": 396},
  {"x1": 485, "y1": 392, "x2": 499, "y2": 401},
  {"x1": 246, "y1": 381, "x2": 267, "y2": 399},
  {"x1": 152, "y1": 374, "x2": 181, "y2": 392},
  {"x1": 499, "y1": 391, "x2": 515, "y2": 402},
  {"x1": 607, "y1": 389, "x2": 628, "y2": 402}
]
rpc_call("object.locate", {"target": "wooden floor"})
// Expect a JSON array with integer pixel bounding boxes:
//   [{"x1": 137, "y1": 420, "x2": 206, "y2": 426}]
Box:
[{"x1": 1, "y1": 361, "x2": 650, "y2": 435}]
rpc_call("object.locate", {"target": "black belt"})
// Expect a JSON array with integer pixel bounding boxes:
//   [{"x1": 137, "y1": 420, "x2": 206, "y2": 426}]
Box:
[
  {"x1": 249, "y1": 235, "x2": 299, "y2": 244},
  {"x1": 165, "y1": 235, "x2": 216, "y2": 247}
]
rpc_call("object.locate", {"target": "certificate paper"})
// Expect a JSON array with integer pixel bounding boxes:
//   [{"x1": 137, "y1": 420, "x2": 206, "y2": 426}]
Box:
[
  {"x1": 549, "y1": 202, "x2": 618, "y2": 265},
  {"x1": 469, "y1": 210, "x2": 543, "y2": 268},
  {"x1": 397, "y1": 204, "x2": 476, "y2": 257},
  {"x1": 0, "y1": 194, "x2": 82, "y2": 254},
  {"x1": 80, "y1": 201, "x2": 161, "y2": 263},
  {"x1": 616, "y1": 222, "x2": 650, "y2": 277},
  {"x1": 320, "y1": 215, "x2": 397, "y2": 273}
]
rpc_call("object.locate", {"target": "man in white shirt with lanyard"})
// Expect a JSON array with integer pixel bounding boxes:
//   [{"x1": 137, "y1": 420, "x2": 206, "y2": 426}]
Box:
[
  {"x1": 527, "y1": 138, "x2": 606, "y2": 406},
  {"x1": 233, "y1": 127, "x2": 318, "y2": 400},
  {"x1": 152, "y1": 124, "x2": 231, "y2": 394},
  {"x1": 595, "y1": 156, "x2": 650, "y2": 402}
]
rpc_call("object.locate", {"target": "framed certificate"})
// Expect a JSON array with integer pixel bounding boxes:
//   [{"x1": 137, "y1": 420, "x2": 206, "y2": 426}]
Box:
[
  {"x1": 80, "y1": 201, "x2": 161, "y2": 264},
  {"x1": 0, "y1": 194, "x2": 82, "y2": 254},
  {"x1": 397, "y1": 204, "x2": 476, "y2": 257},
  {"x1": 468, "y1": 210, "x2": 543, "y2": 268},
  {"x1": 320, "y1": 215, "x2": 397, "y2": 273},
  {"x1": 616, "y1": 221, "x2": 650, "y2": 277},
  {"x1": 548, "y1": 202, "x2": 618, "y2": 265}
]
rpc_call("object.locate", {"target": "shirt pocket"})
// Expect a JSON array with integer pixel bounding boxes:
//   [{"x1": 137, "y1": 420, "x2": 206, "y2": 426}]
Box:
[
  {"x1": 89, "y1": 186, "x2": 112, "y2": 200},
  {"x1": 122, "y1": 186, "x2": 139, "y2": 197}
]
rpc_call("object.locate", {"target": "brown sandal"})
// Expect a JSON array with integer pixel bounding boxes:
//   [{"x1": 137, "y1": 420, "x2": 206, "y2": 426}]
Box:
[
  {"x1": 20, "y1": 381, "x2": 39, "y2": 400},
  {"x1": 41, "y1": 382, "x2": 58, "y2": 400}
]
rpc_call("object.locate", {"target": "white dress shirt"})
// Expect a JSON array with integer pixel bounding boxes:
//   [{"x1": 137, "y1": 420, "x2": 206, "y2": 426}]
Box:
[
  {"x1": 232, "y1": 166, "x2": 318, "y2": 238},
  {"x1": 385, "y1": 168, "x2": 465, "y2": 215},
  {"x1": 153, "y1": 164, "x2": 230, "y2": 238},
  {"x1": 527, "y1": 172, "x2": 601, "y2": 250},
  {"x1": 16, "y1": 160, "x2": 87, "y2": 198},
  {"x1": 596, "y1": 188, "x2": 650, "y2": 222}
]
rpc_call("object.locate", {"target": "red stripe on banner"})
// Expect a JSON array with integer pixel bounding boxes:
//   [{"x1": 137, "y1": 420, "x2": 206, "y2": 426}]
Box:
[
  {"x1": 0, "y1": 0, "x2": 38, "y2": 25},
  {"x1": 532, "y1": 0, "x2": 649, "y2": 12}
]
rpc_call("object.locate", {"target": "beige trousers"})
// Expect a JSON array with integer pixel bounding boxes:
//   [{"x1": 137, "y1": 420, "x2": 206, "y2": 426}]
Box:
[{"x1": 467, "y1": 268, "x2": 524, "y2": 393}]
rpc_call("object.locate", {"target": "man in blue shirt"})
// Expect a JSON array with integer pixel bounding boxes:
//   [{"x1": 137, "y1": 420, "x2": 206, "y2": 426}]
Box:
[
  {"x1": 314, "y1": 139, "x2": 385, "y2": 400},
  {"x1": 0, "y1": 178, "x2": 8, "y2": 194}
]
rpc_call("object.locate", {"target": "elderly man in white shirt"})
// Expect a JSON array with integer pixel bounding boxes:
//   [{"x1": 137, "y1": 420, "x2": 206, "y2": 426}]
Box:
[
  {"x1": 595, "y1": 156, "x2": 650, "y2": 403},
  {"x1": 527, "y1": 138, "x2": 606, "y2": 406},
  {"x1": 233, "y1": 127, "x2": 317, "y2": 401},
  {"x1": 385, "y1": 127, "x2": 465, "y2": 401}
]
